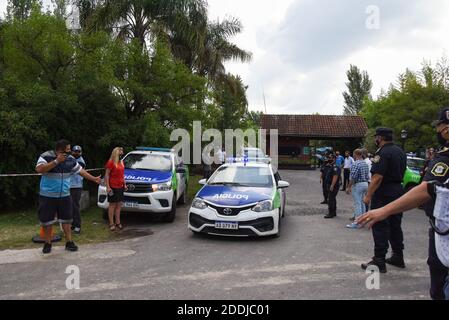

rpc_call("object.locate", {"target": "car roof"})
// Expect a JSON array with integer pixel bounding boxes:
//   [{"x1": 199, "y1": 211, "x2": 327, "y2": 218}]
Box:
[
  {"x1": 127, "y1": 150, "x2": 175, "y2": 157},
  {"x1": 221, "y1": 161, "x2": 271, "y2": 169}
]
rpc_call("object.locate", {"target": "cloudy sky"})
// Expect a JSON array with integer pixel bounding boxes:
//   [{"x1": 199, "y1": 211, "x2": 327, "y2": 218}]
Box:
[{"x1": 2, "y1": 0, "x2": 449, "y2": 115}]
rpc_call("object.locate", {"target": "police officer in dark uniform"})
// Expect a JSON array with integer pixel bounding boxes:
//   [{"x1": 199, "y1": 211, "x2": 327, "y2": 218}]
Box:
[
  {"x1": 360, "y1": 128, "x2": 407, "y2": 273},
  {"x1": 324, "y1": 153, "x2": 342, "y2": 219},
  {"x1": 320, "y1": 156, "x2": 332, "y2": 204},
  {"x1": 357, "y1": 108, "x2": 449, "y2": 299}
]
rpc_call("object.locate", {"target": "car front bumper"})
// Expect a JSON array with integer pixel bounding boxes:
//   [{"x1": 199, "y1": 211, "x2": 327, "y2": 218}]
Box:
[
  {"x1": 188, "y1": 206, "x2": 280, "y2": 237},
  {"x1": 97, "y1": 186, "x2": 174, "y2": 213}
]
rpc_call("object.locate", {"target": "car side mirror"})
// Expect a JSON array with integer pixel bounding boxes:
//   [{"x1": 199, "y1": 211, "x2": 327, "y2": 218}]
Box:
[
  {"x1": 198, "y1": 179, "x2": 207, "y2": 185},
  {"x1": 278, "y1": 180, "x2": 290, "y2": 189}
]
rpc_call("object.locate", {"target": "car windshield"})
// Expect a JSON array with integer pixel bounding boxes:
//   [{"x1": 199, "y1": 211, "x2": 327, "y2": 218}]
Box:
[
  {"x1": 124, "y1": 153, "x2": 172, "y2": 172},
  {"x1": 407, "y1": 158, "x2": 425, "y2": 170},
  {"x1": 208, "y1": 166, "x2": 273, "y2": 188},
  {"x1": 244, "y1": 149, "x2": 265, "y2": 158}
]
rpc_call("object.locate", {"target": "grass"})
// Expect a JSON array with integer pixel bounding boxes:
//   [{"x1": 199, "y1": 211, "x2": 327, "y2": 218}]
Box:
[
  {"x1": 0, "y1": 207, "x2": 116, "y2": 251},
  {"x1": 0, "y1": 177, "x2": 204, "y2": 251},
  {"x1": 187, "y1": 175, "x2": 203, "y2": 201}
]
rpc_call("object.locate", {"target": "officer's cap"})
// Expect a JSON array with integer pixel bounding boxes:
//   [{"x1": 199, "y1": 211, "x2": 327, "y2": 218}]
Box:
[
  {"x1": 72, "y1": 145, "x2": 82, "y2": 152},
  {"x1": 432, "y1": 107, "x2": 449, "y2": 127},
  {"x1": 373, "y1": 127, "x2": 393, "y2": 138}
]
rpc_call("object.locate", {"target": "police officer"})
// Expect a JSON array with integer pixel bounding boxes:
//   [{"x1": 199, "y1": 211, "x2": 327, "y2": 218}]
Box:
[
  {"x1": 320, "y1": 156, "x2": 332, "y2": 204},
  {"x1": 324, "y1": 153, "x2": 342, "y2": 219},
  {"x1": 357, "y1": 108, "x2": 449, "y2": 299},
  {"x1": 360, "y1": 128, "x2": 407, "y2": 273},
  {"x1": 70, "y1": 145, "x2": 86, "y2": 235}
]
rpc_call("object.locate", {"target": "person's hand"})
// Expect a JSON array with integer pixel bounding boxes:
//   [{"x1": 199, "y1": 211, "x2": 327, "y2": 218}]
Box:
[
  {"x1": 363, "y1": 195, "x2": 371, "y2": 205},
  {"x1": 124, "y1": 184, "x2": 128, "y2": 192},
  {"x1": 356, "y1": 209, "x2": 389, "y2": 229},
  {"x1": 107, "y1": 186, "x2": 112, "y2": 194},
  {"x1": 330, "y1": 185, "x2": 334, "y2": 192},
  {"x1": 93, "y1": 176, "x2": 101, "y2": 185},
  {"x1": 56, "y1": 153, "x2": 68, "y2": 164}
]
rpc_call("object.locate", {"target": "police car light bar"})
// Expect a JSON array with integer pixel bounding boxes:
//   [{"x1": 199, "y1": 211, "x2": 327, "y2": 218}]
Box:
[
  {"x1": 136, "y1": 147, "x2": 174, "y2": 152},
  {"x1": 226, "y1": 157, "x2": 250, "y2": 165}
]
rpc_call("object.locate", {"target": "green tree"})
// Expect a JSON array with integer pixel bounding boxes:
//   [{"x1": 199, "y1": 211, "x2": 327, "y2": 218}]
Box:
[
  {"x1": 343, "y1": 64, "x2": 373, "y2": 115},
  {"x1": 6, "y1": 0, "x2": 42, "y2": 21},
  {"x1": 361, "y1": 60, "x2": 449, "y2": 152}
]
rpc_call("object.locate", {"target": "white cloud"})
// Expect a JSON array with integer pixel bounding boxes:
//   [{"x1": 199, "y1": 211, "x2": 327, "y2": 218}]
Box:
[{"x1": 208, "y1": 0, "x2": 449, "y2": 115}]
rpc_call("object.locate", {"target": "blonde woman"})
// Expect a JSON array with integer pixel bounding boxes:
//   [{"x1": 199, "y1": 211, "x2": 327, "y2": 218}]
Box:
[{"x1": 105, "y1": 147, "x2": 127, "y2": 231}]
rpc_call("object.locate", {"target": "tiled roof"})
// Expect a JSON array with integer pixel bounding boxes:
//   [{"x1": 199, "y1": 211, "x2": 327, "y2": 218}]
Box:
[{"x1": 261, "y1": 114, "x2": 368, "y2": 138}]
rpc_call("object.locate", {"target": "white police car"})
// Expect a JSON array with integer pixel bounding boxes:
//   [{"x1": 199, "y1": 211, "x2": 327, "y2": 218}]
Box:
[
  {"x1": 98, "y1": 148, "x2": 188, "y2": 222},
  {"x1": 188, "y1": 159, "x2": 289, "y2": 237}
]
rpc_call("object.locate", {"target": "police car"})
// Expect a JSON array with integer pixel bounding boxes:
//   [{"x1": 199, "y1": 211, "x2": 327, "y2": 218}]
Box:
[
  {"x1": 188, "y1": 158, "x2": 289, "y2": 237},
  {"x1": 97, "y1": 148, "x2": 189, "y2": 222}
]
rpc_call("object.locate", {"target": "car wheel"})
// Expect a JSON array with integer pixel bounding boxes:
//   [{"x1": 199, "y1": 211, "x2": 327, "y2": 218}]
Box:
[{"x1": 162, "y1": 197, "x2": 177, "y2": 223}]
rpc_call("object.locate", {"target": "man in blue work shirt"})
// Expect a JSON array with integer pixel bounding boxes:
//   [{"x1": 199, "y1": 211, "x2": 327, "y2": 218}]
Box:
[
  {"x1": 70, "y1": 145, "x2": 86, "y2": 235},
  {"x1": 36, "y1": 140, "x2": 101, "y2": 254}
]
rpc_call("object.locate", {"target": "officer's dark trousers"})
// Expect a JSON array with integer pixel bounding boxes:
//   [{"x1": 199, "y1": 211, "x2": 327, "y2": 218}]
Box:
[
  {"x1": 371, "y1": 196, "x2": 404, "y2": 259},
  {"x1": 70, "y1": 188, "x2": 82, "y2": 228},
  {"x1": 327, "y1": 185, "x2": 340, "y2": 216},
  {"x1": 322, "y1": 183, "x2": 329, "y2": 202},
  {"x1": 343, "y1": 169, "x2": 350, "y2": 190},
  {"x1": 427, "y1": 228, "x2": 449, "y2": 300}
]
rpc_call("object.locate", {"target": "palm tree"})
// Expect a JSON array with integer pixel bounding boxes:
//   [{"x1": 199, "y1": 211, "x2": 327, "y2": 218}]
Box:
[{"x1": 86, "y1": 0, "x2": 208, "y2": 49}]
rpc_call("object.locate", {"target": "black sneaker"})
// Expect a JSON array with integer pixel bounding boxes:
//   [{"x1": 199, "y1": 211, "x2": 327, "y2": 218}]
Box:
[
  {"x1": 386, "y1": 255, "x2": 406, "y2": 269},
  {"x1": 361, "y1": 257, "x2": 387, "y2": 273},
  {"x1": 324, "y1": 214, "x2": 336, "y2": 219},
  {"x1": 42, "y1": 243, "x2": 52, "y2": 254},
  {"x1": 65, "y1": 241, "x2": 79, "y2": 252},
  {"x1": 320, "y1": 201, "x2": 328, "y2": 204}
]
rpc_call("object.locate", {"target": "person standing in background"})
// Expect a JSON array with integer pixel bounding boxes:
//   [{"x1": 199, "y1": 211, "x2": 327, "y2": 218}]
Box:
[
  {"x1": 346, "y1": 149, "x2": 370, "y2": 228},
  {"x1": 342, "y1": 151, "x2": 355, "y2": 191},
  {"x1": 105, "y1": 147, "x2": 127, "y2": 231},
  {"x1": 70, "y1": 145, "x2": 86, "y2": 235}
]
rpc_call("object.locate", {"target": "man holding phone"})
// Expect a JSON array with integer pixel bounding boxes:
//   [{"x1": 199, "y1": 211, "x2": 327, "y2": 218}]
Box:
[{"x1": 36, "y1": 139, "x2": 101, "y2": 254}]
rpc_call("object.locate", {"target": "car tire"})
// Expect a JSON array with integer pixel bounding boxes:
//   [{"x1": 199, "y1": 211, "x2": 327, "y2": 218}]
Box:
[{"x1": 162, "y1": 197, "x2": 177, "y2": 223}]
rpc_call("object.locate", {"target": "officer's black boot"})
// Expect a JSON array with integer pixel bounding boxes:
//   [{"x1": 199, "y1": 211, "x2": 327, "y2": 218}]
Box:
[
  {"x1": 361, "y1": 257, "x2": 387, "y2": 273},
  {"x1": 386, "y1": 253, "x2": 405, "y2": 269}
]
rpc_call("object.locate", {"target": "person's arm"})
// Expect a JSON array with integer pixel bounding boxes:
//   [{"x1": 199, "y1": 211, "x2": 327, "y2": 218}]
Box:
[
  {"x1": 79, "y1": 169, "x2": 101, "y2": 184},
  {"x1": 330, "y1": 174, "x2": 338, "y2": 191},
  {"x1": 357, "y1": 182, "x2": 431, "y2": 228},
  {"x1": 105, "y1": 168, "x2": 111, "y2": 193},
  {"x1": 36, "y1": 153, "x2": 67, "y2": 174},
  {"x1": 363, "y1": 174, "x2": 383, "y2": 204}
]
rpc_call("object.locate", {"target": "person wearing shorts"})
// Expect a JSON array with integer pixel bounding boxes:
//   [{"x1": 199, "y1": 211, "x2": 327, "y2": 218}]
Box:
[
  {"x1": 36, "y1": 139, "x2": 101, "y2": 254},
  {"x1": 105, "y1": 147, "x2": 127, "y2": 231}
]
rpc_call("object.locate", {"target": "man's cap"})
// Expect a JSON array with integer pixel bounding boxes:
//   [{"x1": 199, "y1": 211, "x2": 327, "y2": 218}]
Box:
[
  {"x1": 432, "y1": 107, "x2": 449, "y2": 127},
  {"x1": 72, "y1": 145, "x2": 82, "y2": 152},
  {"x1": 373, "y1": 127, "x2": 394, "y2": 138}
]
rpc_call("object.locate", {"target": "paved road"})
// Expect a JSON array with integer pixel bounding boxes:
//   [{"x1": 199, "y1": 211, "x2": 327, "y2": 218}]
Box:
[{"x1": 0, "y1": 171, "x2": 431, "y2": 300}]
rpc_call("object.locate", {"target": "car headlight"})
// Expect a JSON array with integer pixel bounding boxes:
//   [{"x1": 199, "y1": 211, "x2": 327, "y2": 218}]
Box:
[
  {"x1": 192, "y1": 198, "x2": 207, "y2": 210},
  {"x1": 252, "y1": 200, "x2": 273, "y2": 213},
  {"x1": 152, "y1": 182, "x2": 172, "y2": 192}
]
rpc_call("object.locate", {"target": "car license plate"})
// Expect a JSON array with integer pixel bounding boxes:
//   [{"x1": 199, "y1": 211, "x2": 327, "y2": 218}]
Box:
[
  {"x1": 124, "y1": 202, "x2": 139, "y2": 208},
  {"x1": 215, "y1": 221, "x2": 238, "y2": 230}
]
